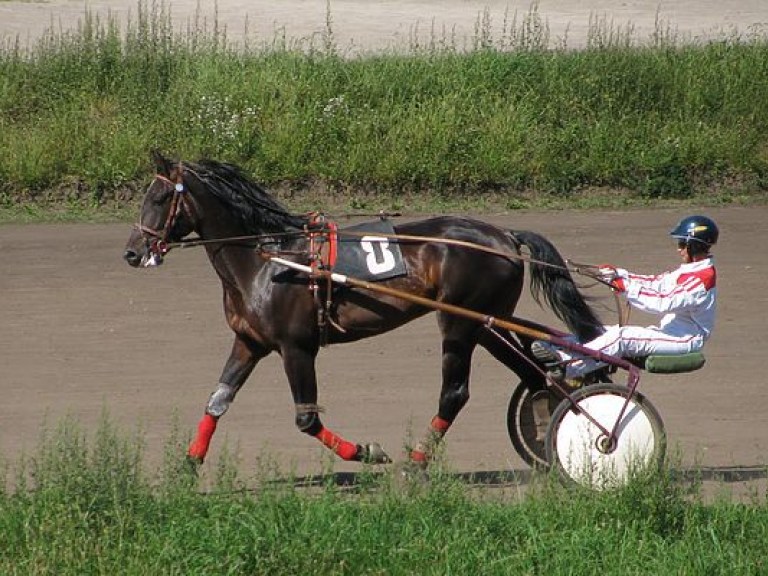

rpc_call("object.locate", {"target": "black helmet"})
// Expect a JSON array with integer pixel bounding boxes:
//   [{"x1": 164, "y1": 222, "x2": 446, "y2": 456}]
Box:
[{"x1": 670, "y1": 215, "x2": 719, "y2": 248}]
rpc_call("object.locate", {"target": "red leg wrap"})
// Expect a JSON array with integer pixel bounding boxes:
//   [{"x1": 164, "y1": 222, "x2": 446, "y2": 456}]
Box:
[
  {"x1": 188, "y1": 413, "x2": 218, "y2": 461},
  {"x1": 409, "y1": 449, "x2": 428, "y2": 463},
  {"x1": 315, "y1": 426, "x2": 358, "y2": 461},
  {"x1": 430, "y1": 416, "x2": 452, "y2": 436},
  {"x1": 408, "y1": 416, "x2": 452, "y2": 464}
]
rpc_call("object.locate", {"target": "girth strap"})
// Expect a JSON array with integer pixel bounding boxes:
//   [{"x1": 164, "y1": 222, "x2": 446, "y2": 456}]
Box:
[{"x1": 306, "y1": 213, "x2": 340, "y2": 346}]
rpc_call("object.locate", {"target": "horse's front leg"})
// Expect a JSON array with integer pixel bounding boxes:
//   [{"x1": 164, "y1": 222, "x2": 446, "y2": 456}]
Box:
[
  {"x1": 187, "y1": 336, "x2": 266, "y2": 464},
  {"x1": 282, "y1": 344, "x2": 391, "y2": 464}
]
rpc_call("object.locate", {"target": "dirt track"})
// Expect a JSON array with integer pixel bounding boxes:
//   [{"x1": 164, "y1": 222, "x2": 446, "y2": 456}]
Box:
[
  {"x1": 2, "y1": 1, "x2": 768, "y2": 494},
  {"x1": 2, "y1": 206, "x2": 767, "y2": 495},
  {"x1": 1, "y1": 0, "x2": 767, "y2": 52}
]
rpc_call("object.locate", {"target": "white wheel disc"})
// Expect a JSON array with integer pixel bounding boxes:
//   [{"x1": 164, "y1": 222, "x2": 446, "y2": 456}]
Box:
[{"x1": 551, "y1": 388, "x2": 664, "y2": 490}]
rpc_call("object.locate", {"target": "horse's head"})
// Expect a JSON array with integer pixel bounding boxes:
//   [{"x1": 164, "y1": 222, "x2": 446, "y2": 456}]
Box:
[{"x1": 124, "y1": 151, "x2": 197, "y2": 268}]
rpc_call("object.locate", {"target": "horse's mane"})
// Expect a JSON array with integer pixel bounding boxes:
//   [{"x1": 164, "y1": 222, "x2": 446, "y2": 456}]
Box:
[{"x1": 187, "y1": 158, "x2": 308, "y2": 234}]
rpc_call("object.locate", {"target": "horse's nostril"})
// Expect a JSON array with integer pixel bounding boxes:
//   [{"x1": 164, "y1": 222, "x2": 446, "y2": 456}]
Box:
[{"x1": 123, "y1": 249, "x2": 140, "y2": 266}]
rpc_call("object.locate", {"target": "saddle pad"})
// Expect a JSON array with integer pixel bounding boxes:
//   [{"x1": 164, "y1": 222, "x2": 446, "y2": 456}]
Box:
[
  {"x1": 644, "y1": 352, "x2": 706, "y2": 374},
  {"x1": 335, "y1": 219, "x2": 407, "y2": 281}
]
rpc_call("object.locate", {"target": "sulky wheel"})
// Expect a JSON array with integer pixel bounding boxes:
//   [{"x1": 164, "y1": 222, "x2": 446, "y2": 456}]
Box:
[
  {"x1": 545, "y1": 383, "x2": 666, "y2": 490},
  {"x1": 507, "y1": 382, "x2": 563, "y2": 469}
]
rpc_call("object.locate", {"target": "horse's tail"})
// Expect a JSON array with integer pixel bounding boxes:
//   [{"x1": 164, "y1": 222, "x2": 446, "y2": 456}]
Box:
[{"x1": 512, "y1": 230, "x2": 604, "y2": 341}]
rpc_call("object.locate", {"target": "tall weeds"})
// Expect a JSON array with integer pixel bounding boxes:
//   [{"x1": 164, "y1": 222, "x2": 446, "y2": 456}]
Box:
[
  {"x1": 0, "y1": 1, "x2": 766, "y2": 209},
  {"x1": 1, "y1": 413, "x2": 767, "y2": 574}
]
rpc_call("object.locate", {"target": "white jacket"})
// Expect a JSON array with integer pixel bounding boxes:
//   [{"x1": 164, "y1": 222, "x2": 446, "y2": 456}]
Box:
[{"x1": 614, "y1": 257, "x2": 717, "y2": 340}]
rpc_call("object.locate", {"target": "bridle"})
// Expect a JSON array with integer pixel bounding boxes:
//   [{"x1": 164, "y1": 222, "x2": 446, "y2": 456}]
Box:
[{"x1": 134, "y1": 170, "x2": 195, "y2": 261}]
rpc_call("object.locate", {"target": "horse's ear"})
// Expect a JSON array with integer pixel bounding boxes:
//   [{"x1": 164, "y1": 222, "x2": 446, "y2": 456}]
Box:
[{"x1": 151, "y1": 149, "x2": 172, "y2": 176}]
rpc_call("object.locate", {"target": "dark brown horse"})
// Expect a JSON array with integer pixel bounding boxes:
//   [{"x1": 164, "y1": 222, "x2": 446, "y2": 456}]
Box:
[{"x1": 123, "y1": 151, "x2": 603, "y2": 467}]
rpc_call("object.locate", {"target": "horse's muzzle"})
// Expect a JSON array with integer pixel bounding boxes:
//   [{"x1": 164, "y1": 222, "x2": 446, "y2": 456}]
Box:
[
  {"x1": 123, "y1": 246, "x2": 164, "y2": 268},
  {"x1": 124, "y1": 226, "x2": 166, "y2": 268},
  {"x1": 123, "y1": 248, "x2": 142, "y2": 267}
]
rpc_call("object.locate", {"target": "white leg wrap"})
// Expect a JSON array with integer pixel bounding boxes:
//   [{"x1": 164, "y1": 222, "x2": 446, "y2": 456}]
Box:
[{"x1": 206, "y1": 383, "x2": 236, "y2": 417}]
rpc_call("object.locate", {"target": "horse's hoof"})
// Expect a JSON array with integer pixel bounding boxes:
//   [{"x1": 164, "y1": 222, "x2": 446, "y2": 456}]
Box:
[
  {"x1": 361, "y1": 442, "x2": 392, "y2": 464},
  {"x1": 185, "y1": 455, "x2": 203, "y2": 475},
  {"x1": 392, "y1": 460, "x2": 430, "y2": 488}
]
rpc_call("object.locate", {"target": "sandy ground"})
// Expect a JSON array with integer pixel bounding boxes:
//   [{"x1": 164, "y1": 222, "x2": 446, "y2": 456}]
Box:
[
  {"x1": 2, "y1": 1, "x2": 767, "y2": 496},
  {"x1": 2, "y1": 206, "x2": 767, "y2": 497},
  {"x1": 1, "y1": 1, "x2": 767, "y2": 52}
]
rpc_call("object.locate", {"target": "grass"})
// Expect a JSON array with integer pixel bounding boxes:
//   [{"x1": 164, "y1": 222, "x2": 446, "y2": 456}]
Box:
[
  {"x1": 3, "y1": 6, "x2": 767, "y2": 572},
  {"x1": 0, "y1": 1, "x2": 767, "y2": 223},
  {"x1": 1, "y1": 413, "x2": 767, "y2": 575}
]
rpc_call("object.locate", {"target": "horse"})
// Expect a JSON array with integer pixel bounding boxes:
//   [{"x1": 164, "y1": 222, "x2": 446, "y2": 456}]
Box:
[{"x1": 123, "y1": 151, "x2": 604, "y2": 468}]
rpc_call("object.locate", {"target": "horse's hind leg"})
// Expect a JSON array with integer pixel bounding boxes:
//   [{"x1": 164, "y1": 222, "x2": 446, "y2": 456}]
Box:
[
  {"x1": 478, "y1": 328, "x2": 545, "y2": 390},
  {"x1": 187, "y1": 337, "x2": 266, "y2": 464},
  {"x1": 410, "y1": 314, "x2": 477, "y2": 465}
]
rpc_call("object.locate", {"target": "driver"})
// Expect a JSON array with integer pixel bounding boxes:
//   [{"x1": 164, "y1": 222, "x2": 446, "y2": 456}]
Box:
[{"x1": 532, "y1": 215, "x2": 719, "y2": 381}]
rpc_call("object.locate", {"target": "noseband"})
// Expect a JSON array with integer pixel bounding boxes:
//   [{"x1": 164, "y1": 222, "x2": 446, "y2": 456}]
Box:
[{"x1": 135, "y1": 171, "x2": 194, "y2": 259}]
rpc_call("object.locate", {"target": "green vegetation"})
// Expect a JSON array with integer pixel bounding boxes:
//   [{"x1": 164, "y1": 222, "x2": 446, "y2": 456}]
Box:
[
  {"x1": 1, "y1": 414, "x2": 767, "y2": 575},
  {"x1": 1, "y1": 1, "x2": 767, "y2": 221}
]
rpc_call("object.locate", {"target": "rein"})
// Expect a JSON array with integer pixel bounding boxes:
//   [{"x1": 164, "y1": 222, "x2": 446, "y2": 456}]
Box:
[
  {"x1": 136, "y1": 183, "x2": 624, "y2": 319},
  {"x1": 163, "y1": 228, "x2": 553, "y2": 269},
  {"x1": 134, "y1": 175, "x2": 577, "y2": 275},
  {"x1": 155, "y1": 223, "x2": 619, "y2": 283},
  {"x1": 566, "y1": 259, "x2": 630, "y2": 326}
]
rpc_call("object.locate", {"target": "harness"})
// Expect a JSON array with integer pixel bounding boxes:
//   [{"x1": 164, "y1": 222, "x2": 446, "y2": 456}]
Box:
[
  {"x1": 305, "y1": 212, "x2": 341, "y2": 346},
  {"x1": 133, "y1": 172, "x2": 627, "y2": 349}
]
